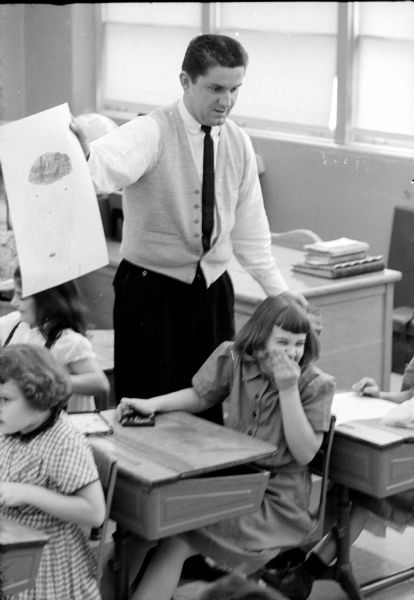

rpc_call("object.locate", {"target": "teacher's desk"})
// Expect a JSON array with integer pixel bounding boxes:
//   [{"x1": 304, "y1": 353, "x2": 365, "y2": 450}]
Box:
[{"x1": 229, "y1": 245, "x2": 401, "y2": 391}]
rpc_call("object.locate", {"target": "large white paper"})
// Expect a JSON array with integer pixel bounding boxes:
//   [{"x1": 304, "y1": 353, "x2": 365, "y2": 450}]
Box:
[
  {"x1": 0, "y1": 103, "x2": 108, "y2": 296},
  {"x1": 332, "y1": 391, "x2": 396, "y2": 425}
]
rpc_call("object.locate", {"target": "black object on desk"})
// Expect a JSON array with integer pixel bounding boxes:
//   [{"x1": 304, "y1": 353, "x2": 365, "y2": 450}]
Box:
[{"x1": 119, "y1": 406, "x2": 155, "y2": 427}]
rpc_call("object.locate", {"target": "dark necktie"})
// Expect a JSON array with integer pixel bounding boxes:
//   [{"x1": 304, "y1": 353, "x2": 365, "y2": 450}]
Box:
[{"x1": 201, "y1": 125, "x2": 215, "y2": 252}]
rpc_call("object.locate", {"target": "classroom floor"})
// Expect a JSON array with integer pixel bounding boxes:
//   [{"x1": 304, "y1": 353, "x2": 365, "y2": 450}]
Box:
[{"x1": 173, "y1": 526, "x2": 414, "y2": 600}]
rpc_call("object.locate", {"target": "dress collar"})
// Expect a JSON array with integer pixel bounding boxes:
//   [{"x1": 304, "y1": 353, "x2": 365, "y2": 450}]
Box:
[{"x1": 13, "y1": 408, "x2": 61, "y2": 442}]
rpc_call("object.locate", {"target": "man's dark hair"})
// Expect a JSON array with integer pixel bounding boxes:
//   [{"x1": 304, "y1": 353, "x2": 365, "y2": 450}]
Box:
[{"x1": 182, "y1": 34, "x2": 248, "y2": 81}]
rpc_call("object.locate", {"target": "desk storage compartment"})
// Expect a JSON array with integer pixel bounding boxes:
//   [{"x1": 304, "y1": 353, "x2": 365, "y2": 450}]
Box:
[
  {"x1": 331, "y1": 436, "x2": 414, "y2": 498},
  {"x1": 110, "y1": 464, "x2": 270, "y2": 540},
  {"x1": 1, "y1": 519, "x2": 49, "y2": 596},
  {"x1": 1, "y1": 545, "x2": 46, "y2": 595}
]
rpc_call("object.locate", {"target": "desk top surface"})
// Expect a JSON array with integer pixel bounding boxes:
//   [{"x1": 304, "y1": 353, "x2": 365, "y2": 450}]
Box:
[
  {"x1": 333, "y1": 391, "x2": 414, "y2": 448},
  {"x1": 107, "y1": 241, "x2": 401, "y2": 302},
  {"x1": 230, "y1": 245, "x2": 401, "y2": 303},
  {"x1": 92, "y1": 409, "x2": 277, "y2": 486}
]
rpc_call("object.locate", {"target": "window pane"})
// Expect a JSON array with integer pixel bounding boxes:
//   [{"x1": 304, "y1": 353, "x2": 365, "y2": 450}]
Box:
[
  {"x1": 220, "y1": 1, "x2": 337, "y2": 33},
  {"x1": 358, "y1": 1, "x2": 414, "y2": 39},
  {"x1": 226, "y1": 31, "x2": 336, "y2": 128},
  {"x1": 103, "y1": 24, "x2": 199, "y2": 107},
  {"x1": 103, "y1": 2, "x2": 200, "y2": 26},
  {"x1": 355, "y1": 38, "x2": 414, "y2": 135},
  {"x1": 354, "y1": 2, "x2": 414, "y2": 137},
  {"x1": 218, "y1": 2, "x2": 338, "y2": 130}
]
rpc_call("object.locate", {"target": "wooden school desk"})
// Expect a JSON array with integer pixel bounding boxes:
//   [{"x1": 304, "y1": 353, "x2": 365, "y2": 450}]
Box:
[
  {"x1": 0, "y1": 517, "x2": 49, "y2": 595},
  {"x1": 91, "y1": 409, "x2": 277, "y2": 599},
  {"x1": 229, "y1": 245, "x2": 401, "y2": 391},
  {"x1": 326, "y1": 392, "x2": 414, "y2": 599}
]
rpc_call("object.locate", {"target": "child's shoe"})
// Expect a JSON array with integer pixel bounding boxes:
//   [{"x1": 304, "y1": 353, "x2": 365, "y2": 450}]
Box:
[{"x1": 263, "y1": 563, "x2": 315, "y2": 600}]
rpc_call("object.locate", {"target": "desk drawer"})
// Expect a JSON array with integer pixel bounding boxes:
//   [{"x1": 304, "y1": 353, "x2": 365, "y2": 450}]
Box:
[
  {"x1": 331, "y1": 436, "x2": 414, "y2": 498},
  {"x1": 110, "y1": 464, "x2": 269, "y2": 540}
]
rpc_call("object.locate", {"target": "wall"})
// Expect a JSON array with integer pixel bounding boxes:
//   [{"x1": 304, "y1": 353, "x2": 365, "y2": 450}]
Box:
[
  {"x1": 1, "y1": 4, "x2": 414, "y2": 261},
  {"x1": 0, "y1": 4, "x2": 97, "y2": 122},
  {"x1": 251, "y1": 135, "x2": 414, "y2": 258}
]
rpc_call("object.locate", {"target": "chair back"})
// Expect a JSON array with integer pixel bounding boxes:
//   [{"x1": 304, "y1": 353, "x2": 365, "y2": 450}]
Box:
[
  {"x1": 307, "y1": 415, "x2": 336, "y2": 543},
  {"x1": 271, "y1": 229, "x2": 322, "y2": 250},
  {"x1": 388, "y1": 206, "x2": 414, "y2": 309},
  {"x1": 90, "y1": 444, "x2": 118, "y2": 582}
]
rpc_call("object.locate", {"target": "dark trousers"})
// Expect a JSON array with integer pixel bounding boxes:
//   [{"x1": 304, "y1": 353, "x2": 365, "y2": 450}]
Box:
[{"x1": 112, "y1": 260, "x2": 235, "y2": 423}]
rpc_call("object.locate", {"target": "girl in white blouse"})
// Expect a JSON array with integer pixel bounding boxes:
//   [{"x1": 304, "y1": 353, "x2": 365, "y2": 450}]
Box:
[{"x1": 0, "y1": 266, "x2": 109, "y2": 411}]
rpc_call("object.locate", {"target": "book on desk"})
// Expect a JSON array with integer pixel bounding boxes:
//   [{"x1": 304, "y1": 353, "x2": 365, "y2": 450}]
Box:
[
  {"x1": 303, "y1": 237, "x2": 370, "y2": 260},
  {"x1": 293, "y1": 236, "x2": 384, "y2": 279},
  {"x1": 66, "y1": 411, "x2": 113, "y2": 436},
  {"x1": 292, "y1": 255, "x2": 385, "y2": 279}
]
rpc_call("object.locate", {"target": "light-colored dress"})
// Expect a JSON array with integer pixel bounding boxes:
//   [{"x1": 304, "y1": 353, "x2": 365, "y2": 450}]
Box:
[
  {"x1": 0, "y1": 311, "x2": 96, "y2": 411},
  {"x1": 0, "y1": 411, "x2": 101, "y2": 600},
  {"x1": 185, "y1": 341, "x2": 335, "y2": 573}
]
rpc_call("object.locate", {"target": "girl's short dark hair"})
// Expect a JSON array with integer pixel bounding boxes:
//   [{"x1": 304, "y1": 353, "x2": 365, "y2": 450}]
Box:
[
  {"x1": 182, "y1": 34, "x2": 249, "y2": 82},
  {"x1": 0, "y1": 344, "x2": 69, "y2": 410},
  {"x1": 14, "y1": 266, "x2": 89, "y2": 347},
  {"x1": 234, "y1": 294, "x2": 320, "y2": 368}
]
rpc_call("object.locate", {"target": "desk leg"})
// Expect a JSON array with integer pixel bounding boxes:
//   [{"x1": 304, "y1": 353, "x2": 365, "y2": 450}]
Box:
[
  {"x1": 110, "y1": 525, "x2": 156, "y2": 600},
  {"x1": 111, "y1": 525, "x2": 131, "y2": 600},
  {"x1": 332, "y1": 486, "x2": 364, "y2": 600}
]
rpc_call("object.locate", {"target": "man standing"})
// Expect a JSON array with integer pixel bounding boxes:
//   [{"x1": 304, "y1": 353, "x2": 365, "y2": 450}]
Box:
[{"x1": 72, "y1": 34, "x2": 305, "y2": 423}]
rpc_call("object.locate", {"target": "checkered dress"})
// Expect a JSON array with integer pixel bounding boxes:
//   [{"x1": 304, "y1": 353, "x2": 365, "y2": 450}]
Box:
[{"x1": 0, "y1": 412, "x2": 101, "y2": 599}]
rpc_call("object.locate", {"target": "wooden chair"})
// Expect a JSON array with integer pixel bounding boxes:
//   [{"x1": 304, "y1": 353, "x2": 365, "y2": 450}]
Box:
[
  {"x1": 304, "y1": 414, "x2": 336, "y2": 544},
  {"x1": 90, "y1": 445, "x2": 118, "y2": 583},
  {"x1": 387, "y1": 206, "x2": 414, "y2": 373},
  {"x1": 267, "y1": 414, "x2": 336, "y2": 565},
  {"x1": 271, "y1": 229, "x2": 322, "y2": 250}
]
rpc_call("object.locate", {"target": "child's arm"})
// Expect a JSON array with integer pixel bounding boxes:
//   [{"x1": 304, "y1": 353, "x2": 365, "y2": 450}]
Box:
[
  {"x1": 270, "y1": 352, "x2": 323, "y2": 465},
  {"x1": 0, "y1": 480, "x2": 105, "y2": 528},
  {"x1": 67, "y1": 357, "x2": 110, "y2": 397},
  {"x1": 118, "y1": 387, "x2": 211, "y2": 416},
  {"x1": 352, "y1": 377, "x2": 412, "y2": 404}
]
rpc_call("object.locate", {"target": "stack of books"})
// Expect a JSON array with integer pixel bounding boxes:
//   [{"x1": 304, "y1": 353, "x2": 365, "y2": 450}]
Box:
[{"x1": 292, "y1": 237, "x2": 385, "y2": 279}]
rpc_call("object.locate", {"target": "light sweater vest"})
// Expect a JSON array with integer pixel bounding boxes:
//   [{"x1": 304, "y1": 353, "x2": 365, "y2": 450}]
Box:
[{"x1": 120, "y1": 102, "x2": 250, "y2": 285}]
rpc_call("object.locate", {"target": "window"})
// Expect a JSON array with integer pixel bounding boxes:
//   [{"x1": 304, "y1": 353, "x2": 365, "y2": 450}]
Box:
[
  {"x1": 352, "y1": 1, "x2": 414, "y2": 147},
  {"x1": 101, "y1": 3, "x2": 201, "y2": 112},
  {"x1": 216, "y1": 2, "x2": 337, "y2": 136},
  {"x1": 98, "y1": 2, "x2": 414, "y2": 152}
]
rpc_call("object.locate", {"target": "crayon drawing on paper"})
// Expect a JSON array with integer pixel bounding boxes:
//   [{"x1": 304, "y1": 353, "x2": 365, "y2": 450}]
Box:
[{"x1": 0, "y1": 103, "x2": 108, "y2": 296}]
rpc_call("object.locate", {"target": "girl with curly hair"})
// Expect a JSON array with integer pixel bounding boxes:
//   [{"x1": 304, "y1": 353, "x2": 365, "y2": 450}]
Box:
[{"x1": 0, "y1": 344, "x2": 105, "y2": 599}]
